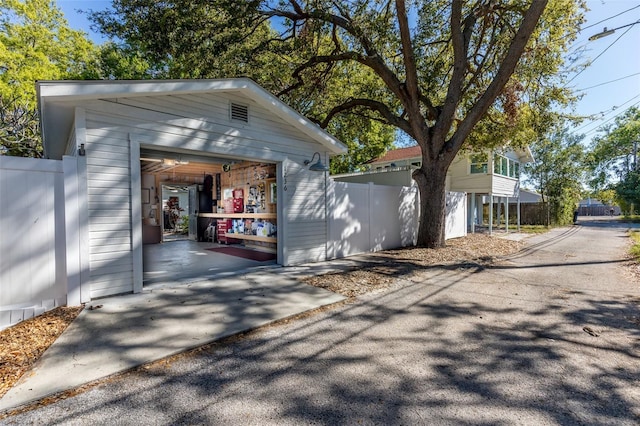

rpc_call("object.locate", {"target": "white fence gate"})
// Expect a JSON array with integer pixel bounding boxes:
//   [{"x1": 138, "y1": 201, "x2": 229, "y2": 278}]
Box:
[{"x1": 327, "y1": 180, "x2": 466, "y2": 259}]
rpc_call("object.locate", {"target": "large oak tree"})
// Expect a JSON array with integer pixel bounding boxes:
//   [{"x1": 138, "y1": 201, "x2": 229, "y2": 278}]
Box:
[{"x1": 94, "y1": 0, "x2": 583, "y2": 247}]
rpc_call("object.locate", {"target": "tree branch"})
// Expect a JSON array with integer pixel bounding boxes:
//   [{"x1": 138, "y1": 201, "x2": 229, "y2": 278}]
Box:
[
  {"x1": 395, "y1": 1, "x2": 420, "y2": 113},
  {"x1": 261, "y1": 2, "x2": 412, "y2": 109},
  {"x1": 320, "y1": 98, "x2": 412, "y2": 135},
  {"x1": 451, "y1": 0, "x2": 548, "y2": 153},
  {"x1": 433, "y1": 1, "x2": 476, "y2": 151}
]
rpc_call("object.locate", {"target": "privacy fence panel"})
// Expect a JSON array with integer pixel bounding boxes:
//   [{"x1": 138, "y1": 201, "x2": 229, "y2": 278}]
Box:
[
  {"x1": 0, "y1": 156, "x2": 67, "y2": 330},
  {"x1": 327, "y1": 180, "x2": 465, "y2": 259}
]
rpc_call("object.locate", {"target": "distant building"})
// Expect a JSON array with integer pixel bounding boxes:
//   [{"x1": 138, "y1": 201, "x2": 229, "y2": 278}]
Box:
[{"x1": 333, "y1": 145, "x2": 535, "y2": 232}]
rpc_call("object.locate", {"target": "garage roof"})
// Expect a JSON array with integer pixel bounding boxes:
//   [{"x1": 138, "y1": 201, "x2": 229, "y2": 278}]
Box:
[{"x1": 37, "y1": 78, "x2": 348, "y2": 159}]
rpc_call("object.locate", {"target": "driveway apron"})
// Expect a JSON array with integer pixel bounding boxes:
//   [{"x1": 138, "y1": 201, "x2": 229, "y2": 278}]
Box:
[{"x1": 0, "y1": 268, "x2": 345, "y2": 411}]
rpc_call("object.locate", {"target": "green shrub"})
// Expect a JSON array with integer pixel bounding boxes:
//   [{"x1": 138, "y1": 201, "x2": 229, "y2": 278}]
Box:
[{"x1": 630, "y1": 231, "x2": 640, "y2": 260}]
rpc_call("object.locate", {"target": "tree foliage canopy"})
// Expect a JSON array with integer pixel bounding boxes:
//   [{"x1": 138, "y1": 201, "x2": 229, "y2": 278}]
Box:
[
  {"x1": 0, "y1": 0, "x2": 100, "y2": 156},
  {"x1": 524, "y1": 127, "x2": 585, "y2": 225},
  {"x1": 586, "y1": 107, "x2": 640, "y2": 213},
  {"x1": 0, "y1": 0, "x2": 96, "y2": 105},
  {"x1": 93, "y1": 0, "x2": 584, "y2": 246},
  {"x1": 587, "y1": 107, "x2": 640, "y2": 190}
]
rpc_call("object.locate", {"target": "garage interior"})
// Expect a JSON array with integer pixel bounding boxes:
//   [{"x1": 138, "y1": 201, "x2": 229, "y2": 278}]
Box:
[{"x1": 139, "y1": 149, "x2": 278, "y2": 285}]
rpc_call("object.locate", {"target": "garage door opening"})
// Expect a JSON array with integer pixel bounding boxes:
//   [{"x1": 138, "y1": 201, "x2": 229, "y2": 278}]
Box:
[{"x1": 140, "y1": 152, "x2": 278, "y2": 285}]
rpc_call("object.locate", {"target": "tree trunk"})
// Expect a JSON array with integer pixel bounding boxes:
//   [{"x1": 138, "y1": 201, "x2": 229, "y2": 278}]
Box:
[{"x1": 413, "y1": 163, "x2": 448, "y2": 248}]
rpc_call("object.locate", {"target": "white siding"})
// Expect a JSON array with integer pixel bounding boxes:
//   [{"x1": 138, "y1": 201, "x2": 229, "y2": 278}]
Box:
[
  {"x1": 449, "y1": 154, "x2": 519, "y2": 197},
  {"x1": 282, "y1": 159, "x2": 328, "y2": 264},
  {"x1": 491, "y1": 176, "x2": 519, "y2": 197},
  {"x1": 74, "y1": 91, "x2": 330, "y2": 297},
  {"x1": 448, "y1": 156, "x2": 493, "y2": 194}
]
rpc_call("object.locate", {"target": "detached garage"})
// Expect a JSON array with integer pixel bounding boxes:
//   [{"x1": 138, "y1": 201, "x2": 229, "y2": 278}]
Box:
[{"x1": 37, "y1": 78, "x2": 347, "y2": 302}]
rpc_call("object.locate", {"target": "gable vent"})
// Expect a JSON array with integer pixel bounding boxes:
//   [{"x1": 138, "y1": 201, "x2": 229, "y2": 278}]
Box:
[{"x1": 230, "y1": 103, "x2": 249, "y2": 123}]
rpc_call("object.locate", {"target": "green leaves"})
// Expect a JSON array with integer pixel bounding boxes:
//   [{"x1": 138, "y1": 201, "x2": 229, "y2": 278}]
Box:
[
  {"x1": 587, "y1": 107, "x2": 640, "y2": 191},
  {"x1": 0, "y1": 0, "x2": 101, "y2": 157},
  {"x1": 586, "y1": 107, "x2": 640, "y2": 212},
  {"x1": 616, "y1": 172, "x2": 640, "y2": 211},
  {"x1": 524, "y1": 128, "x2": 585, "y2": 225},
  {"x1": 0, "y1": 0, "x2": 97, "y2": 107}
]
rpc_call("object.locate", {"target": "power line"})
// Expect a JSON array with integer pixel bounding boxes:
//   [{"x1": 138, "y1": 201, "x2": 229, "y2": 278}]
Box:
[
  {"x1": 577, "y1": 72, "x2": 640, "y2": 91},
  {"x1": 576, "y1": 98, "x2": 640, "y2": 136},
  {"x1": 565, "y1": 24, "x2": 636, "y2": 86},
  {"x1": 580, "y1": 4, "x2": 640, "y2": 32},
  {"x1": 565, "y1": 4, "x2": 640, "y2": 44},
  {"x1": 572, "y1": 92, "x2": 640, "y2": 133}
]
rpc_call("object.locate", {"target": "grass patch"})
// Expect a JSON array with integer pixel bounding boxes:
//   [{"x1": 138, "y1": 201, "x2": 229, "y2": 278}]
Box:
[
  {"x1": 630, "y1": 230, "x2": 640, "y2": 260},
  {"x1": 517, "y1": 225, "x2": 552, "y2": 234},
  {"x1": 622, "y1": 215, "x2": 640, "y2": 223}
]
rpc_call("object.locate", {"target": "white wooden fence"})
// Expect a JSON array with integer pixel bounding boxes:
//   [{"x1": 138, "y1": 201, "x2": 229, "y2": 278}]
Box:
[
  {"x1": 0, "y1": 156, "x2": 68, "y2": 329},
  {"x1": 327, "y1": 180, "x2": 467, "y2": 259}
]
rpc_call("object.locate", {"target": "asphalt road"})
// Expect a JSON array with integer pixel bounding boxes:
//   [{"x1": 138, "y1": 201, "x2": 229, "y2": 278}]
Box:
[{"x1": 3, "y1": 218, "x2": 639, "y2": 425}]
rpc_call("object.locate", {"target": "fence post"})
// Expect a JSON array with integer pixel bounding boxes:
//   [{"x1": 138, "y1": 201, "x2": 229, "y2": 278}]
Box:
[
  {"x1": 368, "y1": 182, "x2": 374, "y2": 252},
  {"x1": 489, "y1": 194, "x2": 493, "y2": 235}
]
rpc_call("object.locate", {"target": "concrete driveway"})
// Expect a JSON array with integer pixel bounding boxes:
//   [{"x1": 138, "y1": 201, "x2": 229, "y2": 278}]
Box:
[{"x1": 2, "y1": 219, "x2": 639, "y2": 425}]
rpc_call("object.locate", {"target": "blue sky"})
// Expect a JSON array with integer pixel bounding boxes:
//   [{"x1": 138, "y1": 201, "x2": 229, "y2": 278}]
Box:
[
  {"x1": 57, "y1": 0, "x2": 640, "y2": 145},
  {"x1": 567, "y1": 0, "x2": 640, "y2": 143}
]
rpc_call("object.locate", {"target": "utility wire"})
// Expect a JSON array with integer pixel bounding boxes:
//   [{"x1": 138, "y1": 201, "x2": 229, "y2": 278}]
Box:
[
  {"x1": 572, "y1": 93, "x2": 640, "y2": 133},
  {"x1": 577, "y1": 72, "x2": 640, "y2": 91},
  {"x1": 575, "y1": 97, "x2": 640, "y2": 136},
  {"x1": 580, "y1": 4, "x2": 640, "y2": 32},
  {"x1": 565, "y1": 24, "x2": 636, "y2": 86},
  {"x1": 564, "y1": 4, "x2": 640, "y2": 43},
  {"x1": 563, "y1": 6, "x2": 640, "y2": 85}
]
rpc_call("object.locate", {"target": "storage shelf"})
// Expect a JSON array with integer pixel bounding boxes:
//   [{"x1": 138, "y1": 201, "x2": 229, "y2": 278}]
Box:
[
  {"x1": 199, "y1": 213, "x2": 277, "y2": 219},
  {"x1": 224, "y1": 233, "x2": 276, "y2": 243}
]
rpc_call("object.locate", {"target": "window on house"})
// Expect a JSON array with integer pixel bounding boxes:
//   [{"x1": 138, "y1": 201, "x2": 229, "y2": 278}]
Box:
[
  {"x1": 493, "y1": 154, "x2": 520, "y2": 178},
  {"x1": 508, "y1": 159, "x2": 520, "y2": 178},
  {"x1": 493, "y1": 154, "x2": 502, "y2": 174},
  {"x1": 470, "y1": 154, "x2": 488, "y2": 174}
]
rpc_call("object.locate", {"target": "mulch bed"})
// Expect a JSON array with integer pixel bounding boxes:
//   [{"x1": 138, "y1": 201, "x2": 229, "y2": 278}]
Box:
[
  {"x1": 0, "y1": 306, "x2": 83, "y2": 399},
  {"x1": 302, "y1": 234, "x2": 523, "y2": 298}
]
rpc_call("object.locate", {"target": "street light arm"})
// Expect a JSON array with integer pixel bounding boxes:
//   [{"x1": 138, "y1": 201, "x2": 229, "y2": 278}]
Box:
[{"x1": 589, "y1": 20, "x2": 640, "y2": 41}]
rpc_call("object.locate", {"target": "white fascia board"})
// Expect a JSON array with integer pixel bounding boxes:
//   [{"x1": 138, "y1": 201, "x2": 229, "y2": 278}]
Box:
[{"x1": 37, "y1": 78, "x2": 348, "y2": 155}]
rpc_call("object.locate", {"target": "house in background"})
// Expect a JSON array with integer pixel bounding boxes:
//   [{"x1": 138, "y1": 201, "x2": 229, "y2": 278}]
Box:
[
  {"x1": 519, "y1": 188, "x2": 543, "y2": 203},
  {"x1": 577, "y1": 198, "x2": 620, "y2": 216},
  {"x1": 334, "y1": 144, "x2": 535, "y2": 233}
]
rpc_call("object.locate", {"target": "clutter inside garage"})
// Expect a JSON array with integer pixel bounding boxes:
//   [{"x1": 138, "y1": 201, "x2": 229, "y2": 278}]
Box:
[{"x1": 140, "y1": 155, "x2": 277, "y2": 253}]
